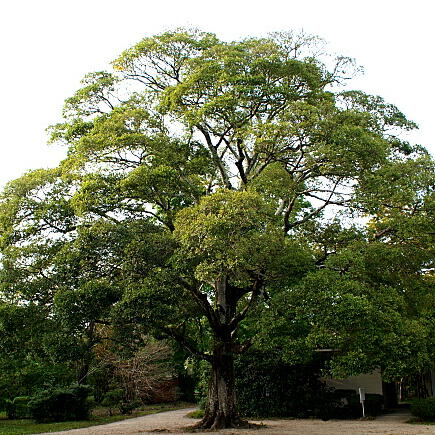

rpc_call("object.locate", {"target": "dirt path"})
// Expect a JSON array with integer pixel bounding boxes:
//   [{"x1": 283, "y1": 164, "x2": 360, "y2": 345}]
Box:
[{"x1": 43, "y1": 408, "x2": 434, "y2": 435}]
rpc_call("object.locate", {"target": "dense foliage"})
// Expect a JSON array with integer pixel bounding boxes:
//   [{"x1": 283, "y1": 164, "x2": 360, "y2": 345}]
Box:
[
  {"x1": 234, "y1": 352, "x2": 384, "y2": 419},
  {"x1": 235, "y1": 351, "x2": 330, "y2": 418},
  {"x1": 411, "y1": 397, "x2": 435, "y2": 422},
  {"x1": 0, "y1": 29, "x2": 433, "y2": 427},
  {"x1": 27, "y1": 385, "x2": 91, "y2": 422},
  {"x1": 5, "y1": 396, "x2": 32, "y2": 419}
]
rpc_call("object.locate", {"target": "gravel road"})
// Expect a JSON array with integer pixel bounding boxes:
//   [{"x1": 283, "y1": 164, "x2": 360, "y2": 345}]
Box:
[{"x1": 41, "y1": 407, "x2": 434, "y2": 435}]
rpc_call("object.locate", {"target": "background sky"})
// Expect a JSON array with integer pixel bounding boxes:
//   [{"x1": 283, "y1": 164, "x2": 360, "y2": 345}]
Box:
[{"x1": 0, "y1": 0, "x2": 433, "y2": 189}]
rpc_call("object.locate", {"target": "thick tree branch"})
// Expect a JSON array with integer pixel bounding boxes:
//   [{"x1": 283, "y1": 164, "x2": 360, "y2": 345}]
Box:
[
  {"x1": 235, "y1": 138, "x2": 248, "y2": 185},
  {"x1": 196, "y1": 124, "x2": 232, "y2": 189},
  {"x1": 161, "y1": 326, "x2": 212, "y2": 361},
  {"x1": 179, "y1": 279, "x2": 220, "y2": 330},
  {"x1": 228, "y1": 277, "x2": 263, "y2": 332}
]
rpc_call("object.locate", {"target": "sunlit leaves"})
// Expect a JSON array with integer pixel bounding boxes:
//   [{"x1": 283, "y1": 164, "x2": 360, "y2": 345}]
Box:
[
  {"x1": 174, "y1": 189, "x2": 287, "y2": 286},
  {"x1": 1, "y1": 28, "x2": 433, "y2": 392}
]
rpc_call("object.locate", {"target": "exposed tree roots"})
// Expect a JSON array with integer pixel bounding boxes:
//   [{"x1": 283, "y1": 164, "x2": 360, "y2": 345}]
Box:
[{"x1": 185, "y1": 413, "x2": 263, "y2": 431}]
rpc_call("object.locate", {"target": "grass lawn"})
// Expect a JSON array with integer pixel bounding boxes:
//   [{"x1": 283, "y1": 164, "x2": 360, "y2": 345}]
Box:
[{"x1": 0, "y1": 402, "x2": 193, "y2": 435}]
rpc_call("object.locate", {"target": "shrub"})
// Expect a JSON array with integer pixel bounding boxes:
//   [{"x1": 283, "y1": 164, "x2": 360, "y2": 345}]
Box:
[
  {"x1": 28, "y1": 385, "x2": 91, "y2": 422},
  {"x1": 0, "y1": 396, "x2": 7, "y2": 412},
  {"x1": 101, "y1": 389, "x2": 140, "y2": 415},
  {"x1": 234, "y1": 352, "x2": 384, "y2": 420},
  {"x1": 330, "y1": 390, "x2": 384, "y2": 418},
  {"x1": 364, "y1": 394, "x2": 384, "y2": 417},
  {"x1": 411, "y1": 397, "x2": 435, "y2": 422},
  {"x1": 235, "y1": 351, "x2": 335, "y2": 418},
  {"x1": 92, "y1": 342, "x2": 176, "y2": 405},
  {"x1": 101, "y1": 389, "x2": 124, "y2": 416},
  {"x1": 5, "y1": 396, "x2": 32, "y2": 419},
  {"x1": 87, "y1": 367, "x2": 111, "y2": 404},
  {"x1": 4, "y1": 400, "x2": 14, "y2": 419},
  {"x1": 330, "y1": 389, "x2": 360, "y2": 419},
  {"x1": 119, "y1": 400, "x2": 140, "y2": 415}
]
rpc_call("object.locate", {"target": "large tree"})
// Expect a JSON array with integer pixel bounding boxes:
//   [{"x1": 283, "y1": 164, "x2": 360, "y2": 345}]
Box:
[{"x1": 1, "y1": 29, "x2": 433, "y2": 428}]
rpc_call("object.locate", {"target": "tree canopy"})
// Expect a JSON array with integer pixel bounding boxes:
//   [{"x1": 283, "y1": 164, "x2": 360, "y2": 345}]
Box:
[{"x1": 0, "y1": 29, "x2": 433, "y2": 428}]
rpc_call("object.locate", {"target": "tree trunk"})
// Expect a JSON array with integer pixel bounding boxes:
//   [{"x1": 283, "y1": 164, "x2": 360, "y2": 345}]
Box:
[
  {"x1": 77, "y1": 322, "x2": 95, "y2": 384},
  {"x1": 194, "y1": 276, "x2": 252, "y2": 429},
  {"x1": 196, "y1": 340, "x2": 246, "y2": 429}
]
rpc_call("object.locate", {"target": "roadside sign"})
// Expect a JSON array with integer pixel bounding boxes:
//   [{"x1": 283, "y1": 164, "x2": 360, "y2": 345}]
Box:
[{"x1": 359, "y1": 387, "x2": 366, "y2": 417}]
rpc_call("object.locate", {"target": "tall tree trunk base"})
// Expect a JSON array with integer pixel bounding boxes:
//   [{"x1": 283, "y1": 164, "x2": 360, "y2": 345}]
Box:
[
  {"x1": 196, "y1": 338, "x2": 250, "y2": 429},
  {"x1": 193, "y1": 411, "x2": 249, "y2": 430}
]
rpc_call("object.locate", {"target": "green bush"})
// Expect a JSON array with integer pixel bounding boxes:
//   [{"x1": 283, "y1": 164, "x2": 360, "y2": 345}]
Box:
[
  {"x1": 365, "y1": 394, "x2": 384, "y2": 417},
  {"x1": 0, "y1": 396, "x2": 7, "y2": 412},
  {"x1": 28, "y1": 385, "x2": 91, "y2": 422},
  {"x1": 100, "y1": 389, "x2": 140, "y2": 415},
  {"x1": 4, "y1": 400, "x2": 14, "y2": 419},
  {"x1": 0, "y1": 362, "x2": 75, "y2": 403},
  {"x1": 330, "y1": 390, "x2": 383, "y2": 418},
  {"x1": 5, "y1": 396, "x2": 32, "y2": 419},
  {"x1": 411, "y1": 397, "x2": 435, "y2": 421},
  {"x1": 235, "y1": 351, "x2": 335, "y2": 418},
  {"x1": 234, "y1": 352, "x2": 384, "y2": 420},
  {"x1": 101, "y1": 389, "x2": 124, "y2": 415},
  {"x1": 87, "y1": 367, "x2": 111, "y2": 404},
  {"x1": 119, "y1": 400, "x2": 140, "y2": 415},
  {"x1": 330, "y1": 389, "x2": 361, "y2": 419}
]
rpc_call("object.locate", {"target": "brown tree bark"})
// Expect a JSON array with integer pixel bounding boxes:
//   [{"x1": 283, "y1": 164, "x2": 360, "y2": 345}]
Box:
[
  {"x1": 190, "y1": 276, "x2": 261, "y2": 429},
  {"x1": 195, "y1": 340, "x2": 247, "y2": 429}
]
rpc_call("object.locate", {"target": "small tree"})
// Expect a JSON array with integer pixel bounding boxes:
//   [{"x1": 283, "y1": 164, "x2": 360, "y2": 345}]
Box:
[{"x1": 97, "y1": 340, "x2": 175, "y2": 403}]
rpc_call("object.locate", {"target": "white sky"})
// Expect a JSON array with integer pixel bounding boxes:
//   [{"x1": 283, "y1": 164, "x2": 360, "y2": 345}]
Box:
[{"x1": 0, "y1": 0, "x2": 433, "y2": 190}]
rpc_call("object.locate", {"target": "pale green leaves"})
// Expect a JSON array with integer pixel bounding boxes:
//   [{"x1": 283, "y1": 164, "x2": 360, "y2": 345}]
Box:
[
  {"x1": 174, "y1": 189, "x2": 287, "y2": 286},
  {"x1": 62, "y1": 71, "x2": 120, "y2": 118}
]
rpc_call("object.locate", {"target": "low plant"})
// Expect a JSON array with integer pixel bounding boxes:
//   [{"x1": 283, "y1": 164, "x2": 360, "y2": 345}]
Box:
[
  {"x1": 364, "y1": 394, "x2": 384, "y2": 417},
  {"x1": 186, "y1": 409, "x2": 204, "y2": 419},
  {"x1": 28, "y1": 385, "x2": 91, "y2": 422},
  {"x1": 234, "y1": 351, "x2": 334, "y2": 418},
  {"x1": 5, "y1": 396, "x2": 32, "y2": 419},
  {"x1": 119, "y1": 400, "x2": 141, "y2": 415},
  {"x1": 101, "y1": 389, "x2": 124, "y2": 416},
  {"x1": 331, "y1": 390, "x2": 383, "y2": 419},
  {"x1": 411, "y1": 397, "x2": 435, "y2": 422}
]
